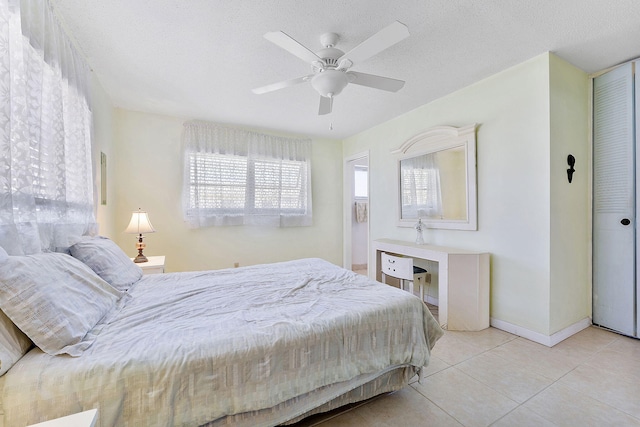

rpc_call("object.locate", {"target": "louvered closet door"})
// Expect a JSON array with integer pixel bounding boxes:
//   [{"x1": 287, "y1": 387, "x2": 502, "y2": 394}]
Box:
[
  {"x1": 592, "y1": 62, "x2": 635, "y2": 337},
  {"x1": 636, "y1": 61, "x2": 640, "y2": 337}
]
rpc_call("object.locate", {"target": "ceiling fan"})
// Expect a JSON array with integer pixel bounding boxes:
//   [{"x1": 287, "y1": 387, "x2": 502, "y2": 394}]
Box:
[{"x1": 252, "y1": 21, "x2": 410, "y2": 115}]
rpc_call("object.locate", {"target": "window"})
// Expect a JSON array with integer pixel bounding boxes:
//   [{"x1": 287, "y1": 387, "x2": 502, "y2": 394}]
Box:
[
  {"x1": 183, "y1": 122, "x2": 312, "y2": 227},
  {"x1": 188, "y1": 153, "x2": 247, "y2": 210},
  {"x1": 253, "y1": 158, "x2": 309, "y2": 213},
  {"x1": 0, "y1": 0, "x2": 94, "y2": 255},
  {"x1": 353, "y1": 165, "x2": 368, "y2": 198}
]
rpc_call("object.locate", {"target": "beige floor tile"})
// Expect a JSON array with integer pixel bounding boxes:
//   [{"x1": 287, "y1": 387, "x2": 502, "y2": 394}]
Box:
[
  {"x1": 457, "y1": 352, "x2": 553, "y2": 403},
  {"x1": 443, "y1": 328, "x2": 516, "y2": 351},
  {"x1": 488, "y1": 337, "x2": 583, "y2": 380},
  {"x1": 430, "y1": 333, "x2": 490, "y2": 366},
  {"x1": 490, "y1": 406, "x2": 558, "y2": 427},
  {"x1": 558, "y1": 363, "x2": 640, "y2": 419},
  {"x1": 523, "y1": 383, "x2": 640, "y2": 427},
  {"x1": 607, "y1": 334, "x2": 640, "y2": 358},
  {"x1": 412, "y1": 367, "x2": 518, "y2": 427},
  {"x1": 584, "y1": 345, "x2": 640, "y2": 380},
  {"x1": 422, "y1": 355, "x2": 451, "y2": 378},
  {"x1": 352, "y1": 269, "x2": 368, "y2": 277},
  {"x1": 351, "y1": 387, "x2": 463, "y2": 427},
  {"x1": 551, "y1": 326, "x2": 620, "y2": 359},
  {"x1": 562, "y1": 326, "x2": 620, "y2": 348}
]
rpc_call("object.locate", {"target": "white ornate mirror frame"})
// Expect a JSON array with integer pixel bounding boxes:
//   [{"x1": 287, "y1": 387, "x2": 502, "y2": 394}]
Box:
[{"x1": 394, "y1": 123, "x2": 478, "y2": 230}]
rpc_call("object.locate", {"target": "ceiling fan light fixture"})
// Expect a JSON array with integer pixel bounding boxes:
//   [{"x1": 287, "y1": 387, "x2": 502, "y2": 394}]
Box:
[{"x1": 311, "y1": 70, "x2": 349, "y2": 98}]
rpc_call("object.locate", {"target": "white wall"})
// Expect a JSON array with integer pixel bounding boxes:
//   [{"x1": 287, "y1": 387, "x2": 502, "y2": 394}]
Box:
[
  {"x1": 343, "y1": 53, "x2": 590, "y2": 337},
  {"x1": 549, "y1": 54, "x2": 590, "y2": 334},
  {"x1": 110, "y1": 109, "x2": 344, "y2": 272},
  {"x1": 90, "y1": 73, "x2": 117, "y2": 238}
]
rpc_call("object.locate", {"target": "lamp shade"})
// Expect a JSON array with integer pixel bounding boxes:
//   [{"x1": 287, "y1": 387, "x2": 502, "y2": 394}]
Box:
[{"x1": 124, "y1": 210, "x2": 156, "y2": 234}]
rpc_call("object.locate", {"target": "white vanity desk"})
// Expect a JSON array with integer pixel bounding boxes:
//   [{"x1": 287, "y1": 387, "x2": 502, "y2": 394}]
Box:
[{"x1": 372, "y1": 239, "x2": 490, "y2": 331}]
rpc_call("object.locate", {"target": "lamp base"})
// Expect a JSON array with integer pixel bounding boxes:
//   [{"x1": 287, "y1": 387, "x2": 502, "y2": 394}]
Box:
[
  {"x1": 133, "y1": 253, "x2": 148, "y2": 263},
  {"x1": 133, "y1": 235, "x2": 148, "y2": 263}
]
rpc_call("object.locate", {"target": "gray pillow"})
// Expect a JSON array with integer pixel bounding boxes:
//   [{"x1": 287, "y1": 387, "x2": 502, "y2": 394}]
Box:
[
  {"x1": 69, "y1": 236, "x2": 142, "y2": 291},
  {"x1": 0, "y1": 252, "x2": 123, "y2": 356}
]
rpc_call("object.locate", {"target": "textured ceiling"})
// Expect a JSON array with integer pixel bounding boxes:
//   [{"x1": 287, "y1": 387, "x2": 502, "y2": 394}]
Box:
[{"x1": 51, "y1": 0, "x2": 640, "y2": 139}]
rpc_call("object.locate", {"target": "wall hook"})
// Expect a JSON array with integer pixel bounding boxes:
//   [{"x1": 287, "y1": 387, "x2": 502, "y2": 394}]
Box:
[{"x1": 567, "y1": 154, "x2": 575, "y2": 183}]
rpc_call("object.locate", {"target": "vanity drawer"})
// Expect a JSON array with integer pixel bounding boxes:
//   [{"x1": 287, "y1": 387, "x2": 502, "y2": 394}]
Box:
[{"x1": 380, "y1": 252, "x2": 414, "y2": 280}]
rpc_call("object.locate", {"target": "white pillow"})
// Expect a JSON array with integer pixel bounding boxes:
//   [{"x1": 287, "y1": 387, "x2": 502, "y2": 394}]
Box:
[
  {"x1": 69, "y1": 236, "x2": 142, "y2": 291},
  {"x1": 0, "y1": 252, "x2": 124, "y2": 356}
]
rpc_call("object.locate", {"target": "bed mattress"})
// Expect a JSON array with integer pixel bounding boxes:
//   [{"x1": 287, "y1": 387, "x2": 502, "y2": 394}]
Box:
[{"x1": 1, "y1": 258, "x2": 442, "y2": 426}]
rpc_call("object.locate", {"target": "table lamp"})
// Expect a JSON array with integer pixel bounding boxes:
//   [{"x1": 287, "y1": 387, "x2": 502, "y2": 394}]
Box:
[{"x1": 125, "y1": 208, "x2": 156, "y2": 263}]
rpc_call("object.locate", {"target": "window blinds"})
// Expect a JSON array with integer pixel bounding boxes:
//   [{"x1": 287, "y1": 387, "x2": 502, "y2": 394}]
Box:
[{"x1": 182, "y1": 121, "x2": 312, "y2": 227}]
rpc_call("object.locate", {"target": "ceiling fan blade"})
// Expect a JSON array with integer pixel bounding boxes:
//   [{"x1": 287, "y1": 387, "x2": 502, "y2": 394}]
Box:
[
  {"x1": 338, "y1": 21, "x2": 409, "y2": 66},
  {"x1": 264, "y1": 31, "x2": 323, "y2": 65},
  {"x1": 347, "y1": 71, "x2": 405, "y2": 92},
  {"x1": 252, "y1": 75, "x2": 313, "y2": 94},
  {"x1": 318, "y1": 96, "x2": 333, "y2": 115}
]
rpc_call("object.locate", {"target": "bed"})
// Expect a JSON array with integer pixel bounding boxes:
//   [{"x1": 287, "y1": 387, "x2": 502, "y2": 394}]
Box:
[{"x1": 0, "y1": 237, "x2": 443, "y2": 427}]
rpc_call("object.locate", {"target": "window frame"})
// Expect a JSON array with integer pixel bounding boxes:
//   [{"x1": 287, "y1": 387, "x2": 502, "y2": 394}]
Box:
[{"x1": 182, "y1": 123, "x2": 312, "y2": 228}]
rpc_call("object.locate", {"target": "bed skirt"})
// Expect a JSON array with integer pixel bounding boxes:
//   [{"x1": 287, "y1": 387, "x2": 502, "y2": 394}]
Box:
[{"x1": 202, "y1": 365, "x2": 417, "y2": 427}]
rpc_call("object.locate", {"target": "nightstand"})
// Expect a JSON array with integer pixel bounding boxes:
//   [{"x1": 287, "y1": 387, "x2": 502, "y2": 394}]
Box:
[
  {"x1": 28, "y1": 409, "x2": 97, "y2": 427},
  {"x1": 132, "y1": 255, "x2": 165, "y2": 275}
]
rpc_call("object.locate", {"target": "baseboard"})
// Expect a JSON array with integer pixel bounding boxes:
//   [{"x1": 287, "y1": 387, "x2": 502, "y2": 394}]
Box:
[
  {"x1": 425, "y1": 296, "x2": 439, "y2": 306},
  {"x1": 490, "y1": 317, "x2": 591, "y2": 347}
]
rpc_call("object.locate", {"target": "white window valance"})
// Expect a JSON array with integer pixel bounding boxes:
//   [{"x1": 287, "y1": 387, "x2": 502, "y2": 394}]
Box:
[
  {"x1": 0, "y1": 0, "x2": 95, "y2": 255},
  {"x1": 182, "y1": 121, "x2": 313, "y2": 227}
]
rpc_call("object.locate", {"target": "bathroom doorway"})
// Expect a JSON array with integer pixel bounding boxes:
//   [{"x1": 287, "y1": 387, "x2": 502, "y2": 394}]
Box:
[{"x1": 344, "y1": 152, "x2": 369, "y2": 276}]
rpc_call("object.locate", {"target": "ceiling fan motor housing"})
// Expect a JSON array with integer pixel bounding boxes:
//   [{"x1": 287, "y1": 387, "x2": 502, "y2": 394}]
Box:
[
  {"x1": 320, "y1": 32, "x2": 340, "y2": 48},
  {"x1": 315, "y1": 46, "x2": 345, "y2": 69}
]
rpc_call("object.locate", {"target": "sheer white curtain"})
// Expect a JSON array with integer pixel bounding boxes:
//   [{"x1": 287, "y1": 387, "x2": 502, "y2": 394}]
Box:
[
  {"x1": 182, "y1": 121, "x2": 312, "y2": 227},
  {"x1": 401, "y1": 153, "x2": 443, "y2": 219},
  {"x1": 0, "y1": 0, "x2": 95, "y2": 255}
]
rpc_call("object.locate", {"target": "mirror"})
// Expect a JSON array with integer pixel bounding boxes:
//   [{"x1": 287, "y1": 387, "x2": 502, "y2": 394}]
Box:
[
  {"x1": 394, "y1": 124, "x2": 477, "y2": 230},
  {"x1": 400, "y1": 146, "x2": 467, "y2": 221}
]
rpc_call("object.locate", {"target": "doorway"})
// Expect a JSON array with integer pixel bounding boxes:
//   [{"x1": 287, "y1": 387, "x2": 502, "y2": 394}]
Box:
[{"x1": 344, "y1": 152, "x2": 369, "y2": 276}]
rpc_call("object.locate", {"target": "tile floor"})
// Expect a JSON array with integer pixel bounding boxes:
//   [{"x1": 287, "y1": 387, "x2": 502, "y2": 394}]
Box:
[
  {"x1": 352, "y1": 267, "x2": 368, "y2": 277},
  {"x1": 291, "y1": 325, "x2": 640, "y2": 427}
]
